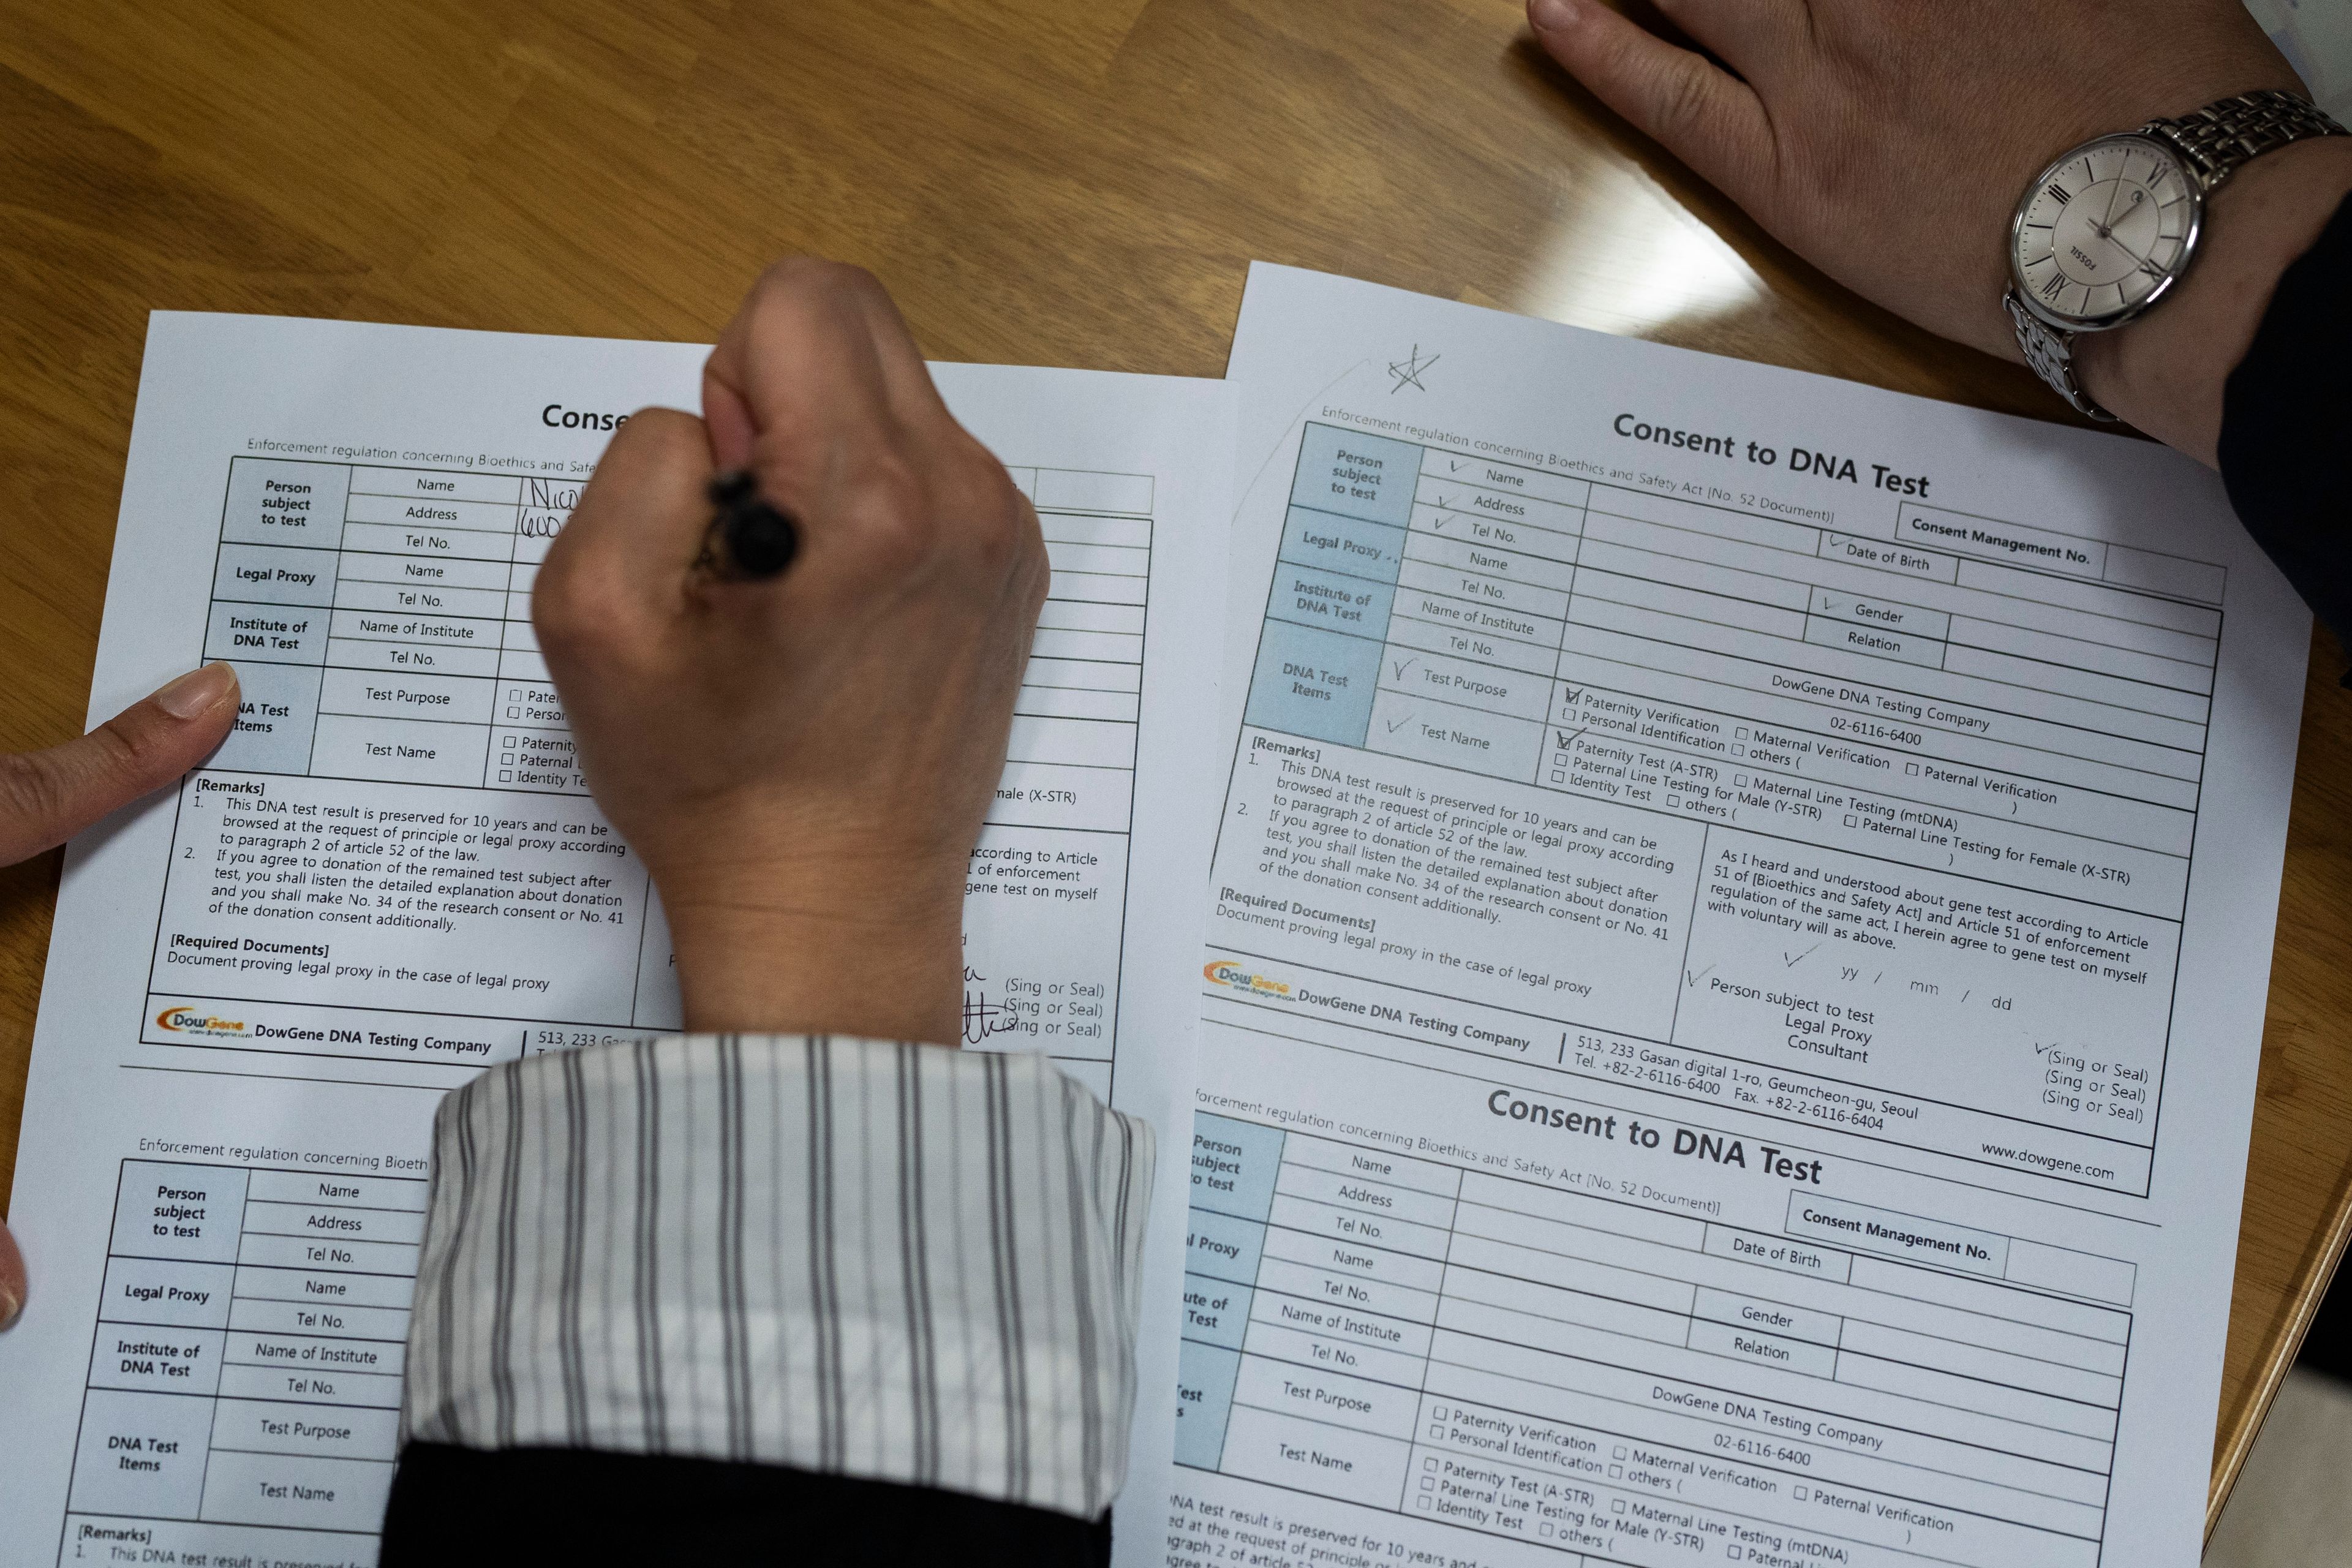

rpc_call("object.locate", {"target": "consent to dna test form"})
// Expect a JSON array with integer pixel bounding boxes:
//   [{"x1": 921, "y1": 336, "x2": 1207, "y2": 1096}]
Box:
[{"x1": 1158, "y1": 265, "x2": 2308, "y2": 1568}]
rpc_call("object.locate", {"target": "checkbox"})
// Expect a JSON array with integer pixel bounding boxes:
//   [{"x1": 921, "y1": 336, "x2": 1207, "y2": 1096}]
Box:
[
  {"x1": 1793, "y1": 1486, "x2": 1807, "y2": 1501},
  {"x1": 1904, "y1": 761, "x2": 1919, "y2": 775},
  {"x1": 1731, "y1": 744, "x2": 1745, "y2": 756},
  {"x1": 507, "y1": 706, "x2": 519, "y2": 718},
  {"x1": 1611, "y1": 1500, "x2": 1626, "y2": 1514},
  {"x1": 1613, "y1": 1446, "x2": 1627, "y2": 1460},
  {"x1": 1550, "y1": 770, "x2": 1566, "y2": 783},
  {"x1": 1735, "y1": 727, "x2": 1749, "y2": 741},
  {"x1": 503, "y1": 734, "x2": 516, "y2": 745},
  {"x1": 1843, "y1": 815, "x2": 1857, "y2": 827},
  {"x1": 501, "y1": 753, "x2": 514, "y2": 765},
  {"x1": 1728, "y1": 1549, "x2": 1743, "y2": 1561},
  {"x1": 1539, "y1": 1524, "x2": 1552, "y2": 1537},
  {"x1": 1430, "y1": 1425, "x2": 1444, "y2": 1439},
  {"x1": 1421, "y1": 1476, "x2": 1434, "y2": 1490},
  {"x1": 1416, "y1": 1497, "x2": 1431, "y2": 1511},
  {"x1": 1430, "y1": 1406, "x2": 1445, "y2": 1419},
  {"x1": 500, "y1": 769, "x2": 513, "y2": 782},
  {"x1": 1734, "y1": 774, "x2": 1748, "y2": 788},
  {"x1": 1608, "y1": 1464, "x2": 1623, "y2": 1479}
]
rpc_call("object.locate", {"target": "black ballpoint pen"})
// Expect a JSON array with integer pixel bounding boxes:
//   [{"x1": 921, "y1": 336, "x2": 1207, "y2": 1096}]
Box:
[{"x1": 698, "y1": 469, "x2": 800, "y2": 580}]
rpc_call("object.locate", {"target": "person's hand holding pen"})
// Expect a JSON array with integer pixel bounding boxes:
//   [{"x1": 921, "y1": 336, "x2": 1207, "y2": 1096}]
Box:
[
  {"x1": 1524, "y1": 0, "x2": 2352, "y2": 463},
  {"x1": 533, "y1": 259, "x2": 1048, "y2": 1046},
  {"x1": 0, "y1": 661, "x2": 243, "y2": 1330}
]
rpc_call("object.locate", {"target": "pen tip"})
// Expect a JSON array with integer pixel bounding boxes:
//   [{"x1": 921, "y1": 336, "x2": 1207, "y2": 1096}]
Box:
[{"x1": 723, "y1": 500, "x2": 799, "y2": 578}]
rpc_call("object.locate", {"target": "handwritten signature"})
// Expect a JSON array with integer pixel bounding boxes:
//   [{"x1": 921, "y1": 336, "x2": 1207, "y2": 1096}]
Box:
[{"x1": 962, "y1": 965, "x2": 1025, "y2": 1046}]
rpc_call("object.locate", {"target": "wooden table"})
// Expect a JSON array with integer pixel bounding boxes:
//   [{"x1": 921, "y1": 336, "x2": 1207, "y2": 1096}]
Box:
[{"x1": 1, "y1": 0, "x2": 2346, "y2": 1534}]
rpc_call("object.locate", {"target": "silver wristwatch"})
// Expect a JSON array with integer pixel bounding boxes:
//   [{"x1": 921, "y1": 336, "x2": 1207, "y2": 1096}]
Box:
[{"x1": 2005, "y1": 89, "x2": 2346, "y2": 420}]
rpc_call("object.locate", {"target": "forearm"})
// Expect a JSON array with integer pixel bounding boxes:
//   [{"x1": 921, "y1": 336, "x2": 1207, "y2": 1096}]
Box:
[{"x1": 2076, "y1": 138, "x2": 2352, "y2": 464}]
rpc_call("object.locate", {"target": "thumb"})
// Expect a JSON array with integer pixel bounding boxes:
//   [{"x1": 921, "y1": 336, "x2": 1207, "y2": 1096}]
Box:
[
  {"x1": 0, "y1": 662, "x2": 240, "y2": 867},
  {"x1": 0, "y1": 1220, "x2": 22, "y2": 1329},
  {"x1": 533, "y1": 410, "x2": 718, "y2": 678}
]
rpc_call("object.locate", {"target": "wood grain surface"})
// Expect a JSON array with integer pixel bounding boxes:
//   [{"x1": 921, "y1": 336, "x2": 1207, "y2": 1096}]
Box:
[{"x1": 1, "y1": 0, "x2": 2345, "y2": 1525}]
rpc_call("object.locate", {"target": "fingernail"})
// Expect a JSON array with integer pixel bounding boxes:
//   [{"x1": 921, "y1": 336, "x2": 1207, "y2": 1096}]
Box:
[
  {"x1": 1529, "y1": 0, "x2": 1583, "y2": 30},
  {"x1": 0, "y1": 1285, "x2": 18, "y2": 1330},
  {"x1": 154, "y1": 662, "x2": 238, "y2": 720}
]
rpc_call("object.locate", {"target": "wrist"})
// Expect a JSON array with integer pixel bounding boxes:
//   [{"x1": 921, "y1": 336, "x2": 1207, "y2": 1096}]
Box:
[
  {"x1": 656, "y1": 848, "x2": 968, "y2": 1042},
  {"x1": 2075, "y1": 137, "x2": 2352, "y2": 464}
]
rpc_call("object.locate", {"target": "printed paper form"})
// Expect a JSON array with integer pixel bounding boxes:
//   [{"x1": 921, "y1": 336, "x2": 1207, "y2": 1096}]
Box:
[
  {"x1": 0, "y1": 312, "x2": 1231, "y2": 1568},
  {"x1": 1164, "y1": 263, "x2": 2307, "y2": 1568}
]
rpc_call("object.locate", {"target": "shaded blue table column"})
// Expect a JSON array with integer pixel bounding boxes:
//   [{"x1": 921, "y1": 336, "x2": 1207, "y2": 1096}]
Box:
[
  {"x1": 68, "y1": 1161, "x2": 247, "y2": 1524},
  {"x1": 206, "y1": 459, "x2": 348, "y2": 774},
  {"x1": 1241, "y1": 424, "x2": 1423, "y2": 746},
  {"x1": 1175, "y1": 1113, "x2": 1286, "y2": 1471}
]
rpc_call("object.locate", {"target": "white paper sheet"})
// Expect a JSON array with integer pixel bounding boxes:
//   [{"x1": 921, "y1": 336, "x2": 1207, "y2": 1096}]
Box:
[
  {"x1": 0, "y1": 312, "x2": 1231, "y2": 1567},
  {"x1": 1162, "y1": 263, "x2": 2306, "y2": 1568}
]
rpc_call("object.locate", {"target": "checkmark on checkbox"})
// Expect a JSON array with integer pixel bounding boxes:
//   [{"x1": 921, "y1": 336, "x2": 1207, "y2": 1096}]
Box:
[{"x1": 1387, "y1": 714, "x2": 1412, "y2": 733}]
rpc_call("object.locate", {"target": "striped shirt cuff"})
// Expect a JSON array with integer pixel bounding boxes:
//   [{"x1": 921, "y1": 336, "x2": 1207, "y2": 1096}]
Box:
[{"x1": 399, "y1": 1035, "x2": 1156, "y2": 1520}]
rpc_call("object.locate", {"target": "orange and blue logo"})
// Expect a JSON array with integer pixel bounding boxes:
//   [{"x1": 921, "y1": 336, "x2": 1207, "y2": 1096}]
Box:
[
  {"x1": 154, "y1": 1006, "x2": 248, "y2": 1038},
  {"x1": 1202, "y1": 962, "x2": 1291, "y2": 999}
]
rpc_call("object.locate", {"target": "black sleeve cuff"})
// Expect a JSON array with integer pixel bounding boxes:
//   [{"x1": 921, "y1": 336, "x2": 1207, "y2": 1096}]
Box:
[
  {"x1": 380, "y1": 1442, "x2": 1113, "y2": 1567},
  {"x1": 2218, "y1": 188, "x2": 2352, "y2": 674}
]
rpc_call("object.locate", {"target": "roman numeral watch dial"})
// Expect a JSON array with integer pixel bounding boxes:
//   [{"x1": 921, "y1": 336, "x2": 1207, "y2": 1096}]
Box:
[
  {"x1": 2003, "y1": 92, "x2": 2344, "y2": 420},
  {"x1": 2011, "y1": 133, "x2": 2199, "y2": 330}
]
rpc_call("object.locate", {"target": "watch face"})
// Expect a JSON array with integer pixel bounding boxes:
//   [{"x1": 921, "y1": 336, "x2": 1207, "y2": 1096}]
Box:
[{"x1": 2011, "y1": 134, "x2": 2201, "y2": 329}]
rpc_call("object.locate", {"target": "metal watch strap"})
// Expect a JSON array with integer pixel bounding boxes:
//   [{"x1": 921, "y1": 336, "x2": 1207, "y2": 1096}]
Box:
[
  {"x1": 2008, "y1": 91, "x2": 2342, "y2": 420},
  {"x1": 2004, "y1": 291, "x2": 2118, "y2": 421},
  {"x1": 2144, "y1": 88, "x2": 2346, "y2": 191}
]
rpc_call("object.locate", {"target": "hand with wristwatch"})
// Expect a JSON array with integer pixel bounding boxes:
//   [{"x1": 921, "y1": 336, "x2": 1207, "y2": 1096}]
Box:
[{"x1": 1522, "y1": 0, "x2": 2352, "y2": 467}]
